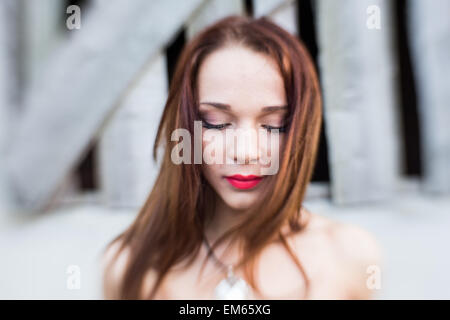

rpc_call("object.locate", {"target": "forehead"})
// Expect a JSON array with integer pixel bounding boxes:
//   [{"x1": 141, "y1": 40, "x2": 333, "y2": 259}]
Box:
[{"x1": 197, "y1": 45, "x2": 286, "y2": 110}]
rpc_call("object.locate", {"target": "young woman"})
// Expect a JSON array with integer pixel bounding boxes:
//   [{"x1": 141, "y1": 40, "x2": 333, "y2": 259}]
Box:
[{"x1": 101, "y1": 15, "x2": 382, "y2": 300}]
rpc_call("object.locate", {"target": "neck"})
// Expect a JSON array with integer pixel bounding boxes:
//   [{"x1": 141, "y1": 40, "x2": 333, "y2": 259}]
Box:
[{"x1": 203, "y1": 195, "x2": 247, "y2": 263}]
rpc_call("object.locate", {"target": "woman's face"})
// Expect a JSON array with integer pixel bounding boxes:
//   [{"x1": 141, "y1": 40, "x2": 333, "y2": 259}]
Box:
[{"x1": 197, "y1": 45, "x2": 287, "y2": 211}]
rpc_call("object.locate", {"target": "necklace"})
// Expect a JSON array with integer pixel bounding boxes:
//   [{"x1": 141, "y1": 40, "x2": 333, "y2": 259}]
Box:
[{"x1": 202, "y1": 235, "x2": 251, "y2": 300}]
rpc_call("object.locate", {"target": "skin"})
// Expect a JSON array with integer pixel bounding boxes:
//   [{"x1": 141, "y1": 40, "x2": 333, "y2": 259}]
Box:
[
  {"x1": 102, "y1": 45, "x2": 383, "y2": 300},
  {"x1": 198, "y1": 45, "x2": 288, "y2": 243}
]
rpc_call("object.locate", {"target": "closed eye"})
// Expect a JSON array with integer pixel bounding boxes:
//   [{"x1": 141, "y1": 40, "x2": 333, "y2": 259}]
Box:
[
  {"x1": 261, "y1": 124, "x2": 287, "y2": 133},
  {"x1": 201, "y1": 119, "x2": 287, "y2": 132},
  {"x1": 201, "y1": 120, "x2": 230, "y2": 130}
]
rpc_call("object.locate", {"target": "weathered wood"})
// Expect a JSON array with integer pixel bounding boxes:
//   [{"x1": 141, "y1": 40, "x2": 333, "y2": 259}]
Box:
[
  {"x1": 263, "y1": 0, "x2": 298, "y2": 37},
  {"x1": 408, "y1": 0, "x2": 450, "y2": 194},
  {"x1": 6, "y1": 0, "x2": 205, "y2": 211},
  {"x1": 22, "y1": 0, "x2": 65, "y2": 85},
  {"x1": 187, "y1": 0, "x2": 244, "y2": 40},
  {"x1": 0, "y1": 0, "x2": 21, "y2": 210},
  {"x1": 316, "y1": 0, "x2": 401, "y2": 204},
  {"x1": 98, "y1": 53, "x2": 168, "y2": 208},
  {"x1": 253, "y1": 0, "x2": 290, "y2": 18}
]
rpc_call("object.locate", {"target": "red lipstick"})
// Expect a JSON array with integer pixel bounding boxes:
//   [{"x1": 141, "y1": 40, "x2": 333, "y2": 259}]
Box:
[{"x1": 225, "y1": 174, "x2": 263, "y2": 190}]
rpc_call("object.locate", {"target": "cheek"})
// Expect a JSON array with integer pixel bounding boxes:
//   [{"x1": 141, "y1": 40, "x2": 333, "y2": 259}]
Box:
[
  {"x1": 259, "y1": 133, "x2": 285, "y2": 157},
  {"x1": 202, "y1": 163, "x2": 215, "y2": 181},
  {"x1": 202, "y1": 130, "x2": 226, "y2": 164},
  {"x1": 201, "y1": 132, "x2": 224, "y2": 179},
  {"x1": 272, "y1": 135, "x2": 285, "y2": 155},
  {"x1": 201, "y1": 163, "x2": 219, "y2": 193}
]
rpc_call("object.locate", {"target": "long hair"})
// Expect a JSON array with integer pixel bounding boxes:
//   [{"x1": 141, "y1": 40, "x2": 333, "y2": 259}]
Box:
[{"x1": 102, "y1": 14, "x2": 322, "y2": 299}]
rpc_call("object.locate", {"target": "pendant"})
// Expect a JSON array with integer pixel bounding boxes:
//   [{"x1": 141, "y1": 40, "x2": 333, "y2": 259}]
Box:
[{"x1": 214, "y1": 265, "x2": 251, "y2": 300}]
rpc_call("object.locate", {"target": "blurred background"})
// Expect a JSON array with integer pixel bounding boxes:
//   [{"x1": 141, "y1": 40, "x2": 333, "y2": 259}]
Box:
[{"x1": 0, "y1": 0, "x2": 449, "y2": 299}]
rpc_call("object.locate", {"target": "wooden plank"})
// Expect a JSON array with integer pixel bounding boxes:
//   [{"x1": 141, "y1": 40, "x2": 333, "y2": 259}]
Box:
[
  {"x1": 6, "y1": 0, "x2": 205, "y2": 211},
  {"x1": 187, "y1": 0, "x2": 244, "y2": 40},
  {"x1": 98, "y1": 53, "x2": 168, "y2": 208},
  {"x1": 316, "y1": 0, "x2": 401, "y2": 204},
  {"x1": 21, "y1": 0, "x2": 77, "y2": 206},
  {"x1": 253, "y1": 0, "x2": 290, "y2": 17},
  {"x1": 0, "y1": 0, "x2": 21, "y2": 210},
  {"x1": 408, "y1": 0, "x2": 450, "y2": 194},
  {"x1": 22, "y1": 0, "x2": 65, "y2": 85},
  {"x1": 265, "y1": 0, "x2": 298, "y2": 37}
]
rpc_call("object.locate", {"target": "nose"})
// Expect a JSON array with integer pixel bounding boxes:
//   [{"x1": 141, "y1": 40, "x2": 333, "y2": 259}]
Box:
[{"x1": 226, "y1": 127, "x2": 260, "y2": 164}]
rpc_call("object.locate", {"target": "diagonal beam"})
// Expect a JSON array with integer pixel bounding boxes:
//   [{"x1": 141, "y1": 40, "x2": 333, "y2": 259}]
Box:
[{"x1": 6, "y1": 0, "x2": 205, "y2": 212}]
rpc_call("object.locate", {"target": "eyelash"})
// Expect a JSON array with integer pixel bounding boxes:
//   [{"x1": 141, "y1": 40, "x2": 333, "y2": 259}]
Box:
[
  {"x1": 201, "y1": 120, "x2": 287, "y2": 133},
  {"x1": 261, "y1": 124, "x2": 287, "y2": 133}
]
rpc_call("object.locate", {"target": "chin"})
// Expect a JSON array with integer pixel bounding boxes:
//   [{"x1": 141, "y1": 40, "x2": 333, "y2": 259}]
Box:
[{"x1": 221, "y1": 193, "x2": 259, "y2": 211}]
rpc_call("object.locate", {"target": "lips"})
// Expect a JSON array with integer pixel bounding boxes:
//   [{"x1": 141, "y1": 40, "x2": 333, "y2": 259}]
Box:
[{"x1": 224, "y1": 174, "x2": 263, "y2": 190}]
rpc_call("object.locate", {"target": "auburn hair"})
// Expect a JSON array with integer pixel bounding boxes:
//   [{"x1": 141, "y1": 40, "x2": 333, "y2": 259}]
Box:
[{"x1": 102, "y1": 14, "x2": 322, "y2": 299}]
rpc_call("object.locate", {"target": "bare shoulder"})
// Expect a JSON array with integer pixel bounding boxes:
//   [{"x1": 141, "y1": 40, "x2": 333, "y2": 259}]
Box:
[
  {"x1": 331, "y1": 218, "x2": 383, "y2": 299},
  {"x1": 299, "y1": 209, "x2": 383, "y2": 298},
  {"x1": 326, "y1": 217, "x2": 383, "y2": 270},
  {"x1": 101, "y1": 238, "x2": 131, "y2": 299},
  {"x1": 300, "y1": 209, "x2": 382, "y2": 265}
]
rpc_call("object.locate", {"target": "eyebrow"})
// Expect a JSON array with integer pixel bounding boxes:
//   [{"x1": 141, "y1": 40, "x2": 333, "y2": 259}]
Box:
[{"x1": 199, "y1": 102, "x2": 288, "y2": 113}]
